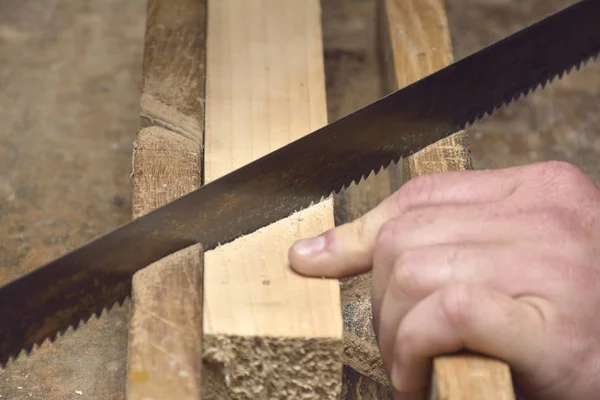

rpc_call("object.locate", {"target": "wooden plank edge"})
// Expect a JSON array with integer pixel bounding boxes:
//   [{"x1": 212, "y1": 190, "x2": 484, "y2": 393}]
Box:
[
  {"x1": 379, "y1": 1, "x2": 515, "y2": 399},
  {"x1": 127, "y1": 127, "x2": 203, "y2": 400},
  {"x1": 200, "y1": 1, "x2": 343, "y2": 399},
  {"x1": 125, "y1": 0, "x2": 207, "y2": 398}
]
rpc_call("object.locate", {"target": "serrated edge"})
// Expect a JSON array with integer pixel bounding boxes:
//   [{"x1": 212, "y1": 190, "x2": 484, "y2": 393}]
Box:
[
  {"x1": 1, "y1": 29, "x2": 599, "y2": 371},
  {"x1": 325, "y1": 49, "x2": 599, "y2": 203},
  {"x1": 0, "y1": 295, "x2": 130, "y2": 368}
]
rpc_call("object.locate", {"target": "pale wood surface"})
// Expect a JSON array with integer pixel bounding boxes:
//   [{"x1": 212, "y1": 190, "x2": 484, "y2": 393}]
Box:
[
  {"x1": 383, "y1": 1, "x2": 515, "y2": 399},
  {"x1": 201, "y1": 1, "x2": 343, "y2": 398},
  {"x1": 204, "y1": 201, "x2": 341, "y2": 339},
  {"x1": 341, "y1": 0, "x2": 514, "y2": 398},
  {"x1": 340, "y1": 0, "x2": 466, "y2": 389},
  {"x1": 431, "y1": 355, "x2": 515, "y2": 400},
  {"x1": 126, "y1": 0, "x2": 206, "y2": 399}
]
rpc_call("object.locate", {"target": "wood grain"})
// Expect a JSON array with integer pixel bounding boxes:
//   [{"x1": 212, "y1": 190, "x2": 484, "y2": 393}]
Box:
[
  {"x1": 200, "y1": 1, "x2": 343, "y2": 398},
  {"x1": 341, "y1": 365, "x2": 392, "y2": 400},
  {"x1": 381, "y1": 1, "x2": 515, "y2": 399},
  {"x1": 431, "y1": 354, "x2": 515, "y2": 400},
  {"x1": 126, "y1": 0, "x2": 206, "y2": 399},
  {"x1": 339, "y1": 0, "x2": 515, "y2": 398}
]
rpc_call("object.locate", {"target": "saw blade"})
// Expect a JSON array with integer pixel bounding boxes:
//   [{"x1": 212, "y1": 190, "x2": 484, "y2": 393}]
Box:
[{"x1": 1, "y1": 0, "x2": 600, "y2": 365}]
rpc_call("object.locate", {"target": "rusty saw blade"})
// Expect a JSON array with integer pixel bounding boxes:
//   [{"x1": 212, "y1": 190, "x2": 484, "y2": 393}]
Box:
[{"x1": 1, "y1": 0, "x2": 600, "y2": 365}]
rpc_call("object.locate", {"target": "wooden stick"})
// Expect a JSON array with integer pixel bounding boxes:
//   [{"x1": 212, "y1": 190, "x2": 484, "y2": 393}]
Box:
[
  {"x1": 379, "y1": 1, "x2": 515, "y2": 399},
  {"x1": 200, "y1": 1, "x2": 343, "y2": 398},
  {"x1": 125, "y1": 0, "x2": 206, "y2": 399},
  {"x1": 339, "y1": 1, "x2": 516, "y2": 398}
]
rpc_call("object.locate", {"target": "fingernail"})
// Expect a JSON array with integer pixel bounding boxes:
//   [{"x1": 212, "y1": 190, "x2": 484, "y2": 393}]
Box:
[
  {"x1": 390, "y1": 361, "x2": 402, "y2": 392},
  {"x1": 292, "y1": 235, "x2": 326, "y2": 256}
]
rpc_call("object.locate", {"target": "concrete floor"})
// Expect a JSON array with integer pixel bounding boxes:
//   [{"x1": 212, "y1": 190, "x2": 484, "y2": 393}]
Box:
[
  {"x1": 1, "y1": 0, "x2": 599, "y2": 398},
  {"x1": 0, "y1": 0, "x2": 145, "y2": 398}
]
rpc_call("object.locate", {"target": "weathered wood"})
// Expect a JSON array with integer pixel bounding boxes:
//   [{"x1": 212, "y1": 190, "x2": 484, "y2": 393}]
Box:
[
  {"x1": 341, "y1": 365, "x2": 392, "y2": 400},
  {"x1": 126, "y1": 0, "x2": 206, "y2": 399},
  {"x1": 200, "y1": 1, "x2": 343, "y2": 398}
]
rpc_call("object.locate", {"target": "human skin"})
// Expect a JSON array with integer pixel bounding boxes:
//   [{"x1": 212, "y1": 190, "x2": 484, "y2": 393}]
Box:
[{"x1": 288, "y1": 161, "x2": 600, "y2": 400}]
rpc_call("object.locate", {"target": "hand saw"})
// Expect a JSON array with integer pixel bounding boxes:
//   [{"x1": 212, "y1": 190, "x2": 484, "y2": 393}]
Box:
[{"x1": 1, "y1": 0, "x2": 599, "y2": 365}]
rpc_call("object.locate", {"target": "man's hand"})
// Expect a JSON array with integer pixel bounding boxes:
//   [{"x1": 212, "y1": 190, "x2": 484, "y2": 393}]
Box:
[{"x1": 288, "y1": 161, "x2": 600, "y2": 400}]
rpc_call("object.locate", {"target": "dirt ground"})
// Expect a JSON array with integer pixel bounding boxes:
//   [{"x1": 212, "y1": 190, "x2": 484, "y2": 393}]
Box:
[
  {"x1": 1, "y1": 0, "x2": 599, "y2": 398},
  {"x1": 0, "y1": 0, "x2": 145, "y2": 398}
]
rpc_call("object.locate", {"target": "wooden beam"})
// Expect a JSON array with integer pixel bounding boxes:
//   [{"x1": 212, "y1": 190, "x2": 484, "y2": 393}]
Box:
[
  {"x1": 339, "y1": 0, "x2": 515, "y2": 399},
  {"x1": 200, "y1": 1, "x2": 343, "y2": 399},
  {"x1": 378, "y1": 0, "x2": 472, "y2": 179},
  {"x1": 126, "y1": 0, "x2": 206, "y2": 399},
  {"x1": 380, "y1": 1, "x2": 515, "y2": 398}
]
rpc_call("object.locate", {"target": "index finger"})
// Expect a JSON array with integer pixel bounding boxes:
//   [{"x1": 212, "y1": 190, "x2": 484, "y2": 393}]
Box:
[{"x1": 288, "y1": 166, "x2": 526, "y2": 278}]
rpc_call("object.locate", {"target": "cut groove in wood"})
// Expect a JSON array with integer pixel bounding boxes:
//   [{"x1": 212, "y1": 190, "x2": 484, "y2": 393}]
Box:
[
  {"x1": 126, "y1": 0, "x2": 206, "y2": 399},
  {"x1": 201, "y1": 0, "x2": 343, "y2": 399}
]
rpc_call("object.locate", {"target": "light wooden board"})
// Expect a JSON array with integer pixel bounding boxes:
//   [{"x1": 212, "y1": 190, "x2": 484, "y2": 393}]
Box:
[
  {"x1": 125, "y1": 0, "x2": 206, "y2": 399},
  {"x1": 340, "y1": 0, "x2": 515, "y2": 399},
  {"x1": 382, "y1": 1, "x2": 515, "y2": 399},
  {"x1": 201, "y1": 0, "x2": 343, "y2": 398},
  {"x1": 341, "y1": 0, "x2": 466, "y2": 388}
]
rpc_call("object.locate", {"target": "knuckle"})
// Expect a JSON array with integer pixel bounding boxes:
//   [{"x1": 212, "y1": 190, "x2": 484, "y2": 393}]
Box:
[
  {"x1": 373, "y1": 219, "x2": 402, "y2": 275},
  {"x1": 543, "y1": 160, "x2": 583, "y2": 176},
  {"x1": 532, "y1": 161, "x2": 591, "y2": 191},
  {"x1": 375, "y1": 219, "x2": 398, "y2": 249},
  {"x1": 395, "y1": 174, "x2": 437, "y2": 210},
  {"x1": 396, "y1": 317, "x2": 421, "y2": 353},
  {"x1": 441, "y1": 284, "x2": 476, "y2": 329},
  {"x1": 557, "y1": 258, "x2": 598, "y2": 296},
  {"x1": 533, "y1": 250, "x2": 597, "y2": 298},
  {"x1": 393, "y1": 208, "x2": 435, "y2": 236},
  {"x1": 391, "y1": 252, "x2": 421, "y2": 299},
  {"x1": 530, "y1": 206, "x2": 581, "y2": 238},
  {"x1": 534, "y1": 254, "x2": 570, "y2": 283}
]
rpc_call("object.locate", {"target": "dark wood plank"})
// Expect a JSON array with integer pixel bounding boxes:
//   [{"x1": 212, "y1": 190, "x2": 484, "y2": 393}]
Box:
[
  {"x1": 379, "y1": 1, "x2": 514, "y2": 398},
  {"x1": 126, "y1": 0, "x2": 206, "y2": 398},
  {"x1": 335, "y1": 0, "x2": 513, "y2": 398}
]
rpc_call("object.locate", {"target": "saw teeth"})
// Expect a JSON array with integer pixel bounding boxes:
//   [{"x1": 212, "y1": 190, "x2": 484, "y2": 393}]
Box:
[
  {"x1": 2, "y1": 15, "x2": 600, "y2": 369},
  {"x1": 0, "y1": 295, "x2": 130, "y2": 368},
  {"x1": 330, "y1": 155, "x2": 403, "y2": 200},
  {"x1": 329, "y1": 47, "x2": 600, "y2": 203}
]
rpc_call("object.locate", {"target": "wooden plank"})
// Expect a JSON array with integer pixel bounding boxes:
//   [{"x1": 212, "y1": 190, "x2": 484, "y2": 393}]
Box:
[
  {"x1": 200, "y1": 1, "x2": 343, "y2": 399},
  {"x1": 382, "y1": 1, "x2": 515, "y2": 399},
  {"x1": 340, "y1": 365, "x2": 392, "y2": 400},
  {"x1": 339, "y1": 0, "x2": 515, "y2": 398},
  {"x1": 378, "y1": 0, "x2": 472, "y2": 180},
  {"x1": 317, "y1": 2, "x2": 396, "y2": 397},
  {"x1": 125, "y1": 0, "x2": 206, "y2": 399}
]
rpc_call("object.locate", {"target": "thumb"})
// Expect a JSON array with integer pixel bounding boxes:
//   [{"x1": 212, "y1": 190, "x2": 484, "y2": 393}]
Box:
[
  {"x1": 288, "y1": 198, "x2": 396, "y2": 278},
  {"x1": 289, "y1": 167, "x2": 525, "y2": 278}
]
